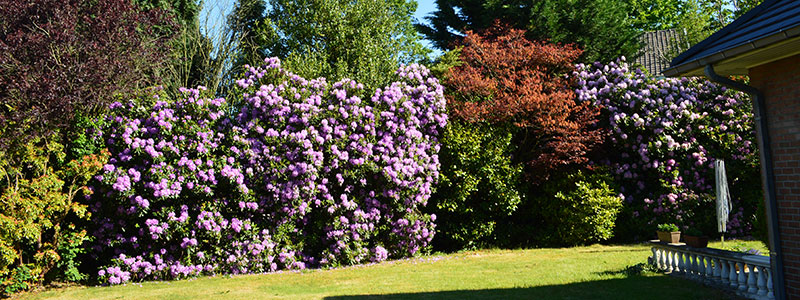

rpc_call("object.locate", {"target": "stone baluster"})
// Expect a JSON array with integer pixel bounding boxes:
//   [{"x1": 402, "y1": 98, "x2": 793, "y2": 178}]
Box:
[
  {"x1": 728, "y1": 260, "x2": 738, "y2": 288},
  {"x1": 720, "y1": 258, "x2": 729, "y2": 285},
  {"x1": 683, "y1": 252, "x2": 691, "y2": 276},
  {"x1": 697, "y1": 254, "x2": 704, "y2": 279},
  {"x1": 699, "y1": 255, "x2": 706, "y2": 280},
  {"x1": 651, "y1": 247, "x2": 659, "y2": 269},
  {"x1": 664, "y1": 249, "x2": 675, "y2": 272},
  {"x1": 746, "y1": 264, "x2": 758, "y2": 294},
  {"x1": 683, "y1": 252, "x2": 691, "y2": 275},
  {"x1": 694, "y1": 254, "x2": 702, "y2": 279},
  {"x1": 656, "y1": 248, "x2": 667, "y2": 271},
  {"x1": 666, "y1": 249, "x2": 674, "y2": 273},
  {"x1": 757, "y1": 265, "x2": 768, "y2": 297},
  {"x1": 649, "y1": 244, "x2": 777, "y2": 299},
  {"x1": 737, "y1": 262, "x2": 747, "y2": 291},
  {"x1": 681, "y1": 252, "x2": 689, "y2": 275},
  {"x1": 697, "y1": 255, "x2": 705, "y2": 279},
  {"x1": 715, "y1": 257, "x2": 725, "y2": 284},
  {"x1": 767, "y1": 267, "x2": 774, "y2": 299}
]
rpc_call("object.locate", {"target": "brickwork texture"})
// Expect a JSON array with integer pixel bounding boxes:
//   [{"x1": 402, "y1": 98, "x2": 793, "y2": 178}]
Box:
[{"x1": 751, "y1": 54, "x2": 800, "y2": 299}]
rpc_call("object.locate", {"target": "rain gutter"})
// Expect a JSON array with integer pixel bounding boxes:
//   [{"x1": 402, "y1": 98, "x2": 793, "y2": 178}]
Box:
[
  {"x1": 704, "y1": 64, "x2": 786, "y2": 300},
  {"x1": 664, "y1": 26, "x2": 800, "y2": 77}
]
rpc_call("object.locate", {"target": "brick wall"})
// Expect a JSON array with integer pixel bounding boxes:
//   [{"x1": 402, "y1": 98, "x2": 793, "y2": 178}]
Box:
[{"x1": 750, "y1": 54, "x2": 800, "y2": 299}]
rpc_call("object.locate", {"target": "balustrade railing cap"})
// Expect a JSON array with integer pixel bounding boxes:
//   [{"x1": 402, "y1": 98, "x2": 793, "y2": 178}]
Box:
[
  {"x1": 648, "y1": 240, "x2": 751, "y2": 259},
  {"x1": 741, "y1": 254, "x2": 770, "y2": 266}
]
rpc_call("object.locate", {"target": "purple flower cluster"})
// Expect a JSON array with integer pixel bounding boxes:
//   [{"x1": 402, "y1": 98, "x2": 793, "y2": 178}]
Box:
[
  {"x1": 230, "y1": 59, "x2": 446, "y2": 266},
  {"x1": 574, "y1": 58, "x2": 760, "y2": 236},
  {"x1": 90, "y1": 58, "x2": 446, "y2": 285}
]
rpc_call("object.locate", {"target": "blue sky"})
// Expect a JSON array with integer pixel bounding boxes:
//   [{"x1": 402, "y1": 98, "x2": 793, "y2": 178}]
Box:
[
  {"x1": 415, "y1": 0, "x2": 437, "y2": 26},
  {"x1": 199, "y1": 0, "x2": 440, "y2": 49}
]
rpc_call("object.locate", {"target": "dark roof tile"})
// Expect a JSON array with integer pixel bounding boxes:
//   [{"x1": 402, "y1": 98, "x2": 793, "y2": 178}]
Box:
[{"x1": 634, "y1": 29, "x2": 687, "y2": 76}]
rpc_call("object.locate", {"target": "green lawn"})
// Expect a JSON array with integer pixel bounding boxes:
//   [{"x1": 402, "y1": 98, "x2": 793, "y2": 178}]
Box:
[
  {"x1": 710, "y1": 239, "x2": 769, "y2": 255},
  {"x1": 21, "y1": 243, "x2": 752, "y2": 300}
]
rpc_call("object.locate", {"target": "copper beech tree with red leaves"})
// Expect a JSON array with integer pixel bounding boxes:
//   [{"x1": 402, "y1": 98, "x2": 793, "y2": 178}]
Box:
[{"x1": 444, "y1": 23, "x2": 604, "y2": 178}]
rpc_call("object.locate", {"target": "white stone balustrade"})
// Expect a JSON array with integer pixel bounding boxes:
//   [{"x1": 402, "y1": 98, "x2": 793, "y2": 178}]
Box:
[{"x1": 649, "y1": 241, "x2": 774, "y2": 300}]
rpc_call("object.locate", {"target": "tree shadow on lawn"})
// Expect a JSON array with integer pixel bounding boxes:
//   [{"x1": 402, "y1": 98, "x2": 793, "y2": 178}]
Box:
[
  {"x1": 323, "y1": 273, "x2": 741, "y2": 300},
  {"x1": 575, "y1": 248, "x2": 651, "y2": 253}
]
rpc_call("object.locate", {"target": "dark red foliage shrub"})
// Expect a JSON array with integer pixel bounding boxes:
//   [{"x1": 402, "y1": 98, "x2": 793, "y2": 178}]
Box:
[
  {"x1": 444, "y1": 22, "x2": 604, "y2": 177},
  {"x1": 0, "y1": 0, "x2": 174, "y2": 148}
]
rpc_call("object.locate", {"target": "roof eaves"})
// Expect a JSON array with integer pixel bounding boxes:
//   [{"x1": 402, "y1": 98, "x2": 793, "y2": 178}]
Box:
[{"x1": 663, "y1": 24, "x2": 800, "y2": 77}]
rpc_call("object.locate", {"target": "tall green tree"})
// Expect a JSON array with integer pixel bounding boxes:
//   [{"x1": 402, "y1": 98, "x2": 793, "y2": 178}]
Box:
[
  {"x1": 134, "y1": 0, "x2": 201, "y2": 26},
  {"x1": 628, "y1": 0, "x2": 683, "y2": 31},
  {"x1": 528, "y1": 0, "x2": 642, "y2": 63},
  {"x1": 132, "y1": 0, "x2": 231, "y2": 96},
  {"x1": 227, "y1": 0, "x2": 268, "y2": 73},
  {"x1": 417, "y1": 0, "x2": 642, "y2": 63},
  {"x1": 733, "y1": 0, "x2": 763, "y2": 18},
  {"x1": 628, "y1": 0, "x2": 764, "y2": 63},
  {"x1": 236, "y1": 0, "x2": 429, "y2": 89}
]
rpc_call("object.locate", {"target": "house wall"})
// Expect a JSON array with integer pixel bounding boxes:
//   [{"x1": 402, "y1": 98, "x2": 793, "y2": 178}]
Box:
[{"x1": 750, "y1": 54, "x2": 800, "y2": 299}]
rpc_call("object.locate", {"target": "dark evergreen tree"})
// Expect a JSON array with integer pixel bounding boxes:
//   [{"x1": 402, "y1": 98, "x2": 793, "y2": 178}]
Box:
[{"x1": 417, "y1": 0, "x2": 642, "y2": 63}]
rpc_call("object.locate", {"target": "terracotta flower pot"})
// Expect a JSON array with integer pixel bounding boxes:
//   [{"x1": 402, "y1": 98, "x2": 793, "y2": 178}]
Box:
[
  {"x1": 684, "y1": 235, "x2": 709, "y2": 248},
  {"x1": 657, "y1": 231, "x2": 681, "y2": 243}
]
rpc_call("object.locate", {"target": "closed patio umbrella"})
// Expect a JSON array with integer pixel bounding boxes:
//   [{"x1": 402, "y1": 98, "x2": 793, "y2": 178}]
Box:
[{"x1": 715, "y1": 160, "x2": 732, "y2": 245}]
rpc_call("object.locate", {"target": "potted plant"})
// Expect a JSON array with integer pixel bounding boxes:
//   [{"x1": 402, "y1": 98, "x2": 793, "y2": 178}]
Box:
[
  {"x1": 656, "y1": 223, "x2": 681, "y2": 243},
  {"x1": 684, "y1": 228, "x2": 709, "y2": 248}
]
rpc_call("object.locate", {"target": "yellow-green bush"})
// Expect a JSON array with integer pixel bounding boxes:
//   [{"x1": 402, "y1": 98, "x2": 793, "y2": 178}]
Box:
[{"x1": 0, "y1": 137, "x2": 107, "y2": 295}]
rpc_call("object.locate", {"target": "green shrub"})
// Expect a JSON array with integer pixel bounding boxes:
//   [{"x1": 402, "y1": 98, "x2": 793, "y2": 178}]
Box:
[
  {"x1": 2, "y1": 265, "x2": 33, "y2": 295},
  {"x1": 429, "y1": 120, "x2": 524, "y2": 250},
  {"x1": 533, "y1": 169, "x2": 623, "y2": 246},
  {"x1": 657, "y1": 224, "x2": 680, "y2": 232}
]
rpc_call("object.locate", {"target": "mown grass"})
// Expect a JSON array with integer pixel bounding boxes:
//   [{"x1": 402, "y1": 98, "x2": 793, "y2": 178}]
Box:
[
  {"x1": 20, "y1": 242, "x2": 759, "y2": 300},
  {"x1": 709, "y1": 239, "x2": 769, "y2": 254}
]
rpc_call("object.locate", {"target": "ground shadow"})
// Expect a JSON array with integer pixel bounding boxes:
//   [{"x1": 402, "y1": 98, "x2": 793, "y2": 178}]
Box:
[
  {"x1": 576, "y1": 248, "x2": 650, "y2": 254},
  {"x1": 323, "y1": 274, "x2": 742, "y2": 300}
]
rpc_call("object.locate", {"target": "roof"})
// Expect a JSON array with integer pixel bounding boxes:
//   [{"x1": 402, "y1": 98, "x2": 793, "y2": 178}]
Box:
[
  {"x1": 634, "y1": 29, "x2": 689, "y2": 76},
  {"x1": 664, "y1": 0, "x2": 800, "y2": 76}
]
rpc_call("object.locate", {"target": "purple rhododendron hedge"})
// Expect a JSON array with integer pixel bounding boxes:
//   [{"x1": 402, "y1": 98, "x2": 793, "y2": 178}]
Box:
[
  {"x1": 575, "y1": 58, "x2": 762, "y2": 238},
  {"x1": 89, "y1": 58, "x2": 447, "y2": 285}
]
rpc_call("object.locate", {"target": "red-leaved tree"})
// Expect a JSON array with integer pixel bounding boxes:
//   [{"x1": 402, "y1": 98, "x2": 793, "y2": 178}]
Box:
[
  {"x1": 445, "y1": 22, "x2": 604, "y2": 177},
  {"x1": 0, "y1": 0, "x2": 174, "y2": 148}
]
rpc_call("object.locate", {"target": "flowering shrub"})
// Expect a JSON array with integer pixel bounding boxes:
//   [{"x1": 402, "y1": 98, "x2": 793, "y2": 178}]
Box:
[
  {"x1": 574, "y1": 58, "x2": 761, "y2": 239},
  {"x1": 89, "y1": 58, "x2": 446, "y2": 284}
]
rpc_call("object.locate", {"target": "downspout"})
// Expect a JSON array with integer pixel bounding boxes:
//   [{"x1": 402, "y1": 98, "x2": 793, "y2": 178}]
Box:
[{"x1": 704, "y1": 64, "x2": 786, "y2": 300}]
